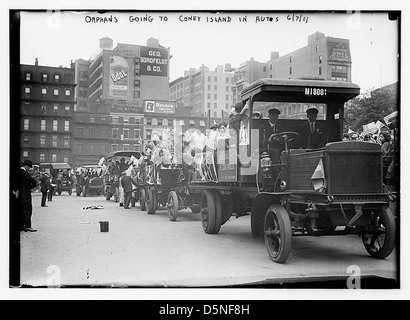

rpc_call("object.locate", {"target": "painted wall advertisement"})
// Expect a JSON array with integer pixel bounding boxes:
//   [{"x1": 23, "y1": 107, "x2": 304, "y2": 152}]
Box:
[
  {"x1": 144, "y1": 100, "x2": 176, "y2": 114},
  {"x1": 140, "y1": 46, "x2": 169, "y2": 77},
  {"x1": 109, "y1": 55, "x2": 130, "y2": 98}
]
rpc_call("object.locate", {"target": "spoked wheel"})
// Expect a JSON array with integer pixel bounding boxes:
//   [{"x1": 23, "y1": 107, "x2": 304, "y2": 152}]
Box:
[
  {"x1": 264, "y1": 204, "x2": 292, "y2": 263},
  {"x1": 200, "y1": 190, "x2": 222, "y2": 234},
  {"x1": 147, "y1": 189, "x2": 158, "y2": 214},
  {"x1": 362, "y1": 207, "x2": 396, "y2": 259},
  {"x1": 140, "y1": 188, "x2": 147, "y2": 211},
  {"x1": 167, "y1": 191, "x2": 179, "y2": 222}
]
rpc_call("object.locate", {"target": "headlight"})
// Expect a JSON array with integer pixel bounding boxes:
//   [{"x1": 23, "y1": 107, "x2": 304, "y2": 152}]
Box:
[{"x1": 260, "y1": 152, "x2": 272, "y2": 168}]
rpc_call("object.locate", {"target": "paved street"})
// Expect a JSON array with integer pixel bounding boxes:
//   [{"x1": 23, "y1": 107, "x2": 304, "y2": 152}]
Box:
[{"x1": 19, "y1": 191, "x2": 398, "y2": 289}]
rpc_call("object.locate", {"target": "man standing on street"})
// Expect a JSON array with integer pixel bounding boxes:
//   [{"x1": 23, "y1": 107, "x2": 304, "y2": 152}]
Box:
[
  {"x1": 120, "y1": 173, "x2": 139, "y2": 209},
  {"x1": 18, "y1": 160, "x2": 37, "y2": 232},
  {"x1": 40, "y1": 172, "x2": 50, "y2": 207}
]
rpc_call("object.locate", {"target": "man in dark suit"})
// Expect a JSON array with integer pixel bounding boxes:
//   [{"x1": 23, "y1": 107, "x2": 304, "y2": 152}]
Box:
[
  {"x1": 259, "y1": 108, "x2": 286, "y2": 164},
  {"x1": 19, "y1": 160, "x2": 37, "y2": 232},
  {"x1": 120, "y1": 174, "x2": 139, "y2": 209},
  {"x1": 297, "y1": 107, "x2": 328, "y2": 149},
  {"x1": 40, "y1": 172, "x2": 51, "y2": 207}
]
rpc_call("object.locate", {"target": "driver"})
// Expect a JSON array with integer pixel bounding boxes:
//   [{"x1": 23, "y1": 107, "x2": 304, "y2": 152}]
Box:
[{"x1": 259, "y1": 108, "x2": 285, "y2": 164}]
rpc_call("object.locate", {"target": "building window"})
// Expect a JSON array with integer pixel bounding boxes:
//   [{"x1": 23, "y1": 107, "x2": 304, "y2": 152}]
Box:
[
  {"x1": 77, "y1": 128, "x2": 83, "y2": 136},
  {"x1": 25, "y1": 72, "x2": 31, "y2": 81},
  {"x1": 53, "y1": 120, "x2": 58, "y2": 131},
  {"x1": 134, "y1": 91, "x2": 140, "y2": 99},
  {"x1": 65, "y1": 105, "x2": 70, "y2": 112},
  {"x1": 112, "y1": 128, "x2": 119, "y2": 139},
  {"x1": 64, "y1": 120, "x2": 70, "y2": 131},
  {"x1": 146, "y1": 129, "x2": 152, "y2": 140},
  {"x1": 214, "y1": 85, "x2": 217, "y2": 91},
  {"x1": 123, "y1": 117, "x2": 129, "y2": 124},
  {"x1": 207, "y1": 93, "x2": 211, "y2": 99},
  {"x1": 101, "y1": 129, "x2": 107, "y2": 138},
  {"x1": 316, "y1": 44, "x2": 319, "y2": 52},
  {"x1": 289, "y1": 67, "x2": 292, "y2": 75},
  {"x1": 208, "y1": 85, "x2": 211, "y2": 90},
  {"x1": 123, "y1": 144, "x2": 130, "y2": 151},
  {"x1": 52, "y1": 135, "x2": 58, "y2": 147},
  {"x1": 208, "y1": 76, "x2": 211, "y2": 82},
  {"x1": 40, "y1": 136, "x2": 46, "y2": 146},
  {"x1": 134, "y1": 118, "x2": 140, "y2": 125},
  {"x1": 65, "y1": 89, "x2": 71, "y2": 96},
  {"x1": 41, "y1": 119, "x2": 46, "y2": 131},
  {"x1": 134, "y1": 145, "x2": 141, "y2": 152},
  {"x1": 152, "y1": 118, "x2": 158, "y2": 126},
  {"x1": 54, "y1": 88, "x2": 59, "y2": 96},
  {"x1": 23, "y1": 136, "x2": 29, "y2": 144},
  {"x1": 111, "y1": 144, "x2": 118, "y2": 152},
  {"x1": 42, "y1": 88, "x2": 47, "y2": 96},
  {"x1": 225, "y1": 95, "x2": 229, "y2": 101},
  {"x1": 134, "y1": 129, "x2": 141, "y2": 139},
  {"x1": 52, "y1": 154, "x2": 57, "y2": 162},
  {"x1": 63, "y1": 136, "x2": 69, "y2": 147},
  {"x1": 42, "y1": 73, "x2": 48, "y2": 82},
  {"x1": 214, "y1": 103, "x2": 217, "y2": 109},
  {"x1": 123, "y1": 129, "x2": 130, "y2": 140},
  {"x1": 77, "y1": 144, "x2": 83, "y2": 153},
  {"x1": 112, "y1": 117, "x2": 118, "y2": 124},
  {"x1": 101, "y1": 145, "x2": 107, "y2": 153},
  {"x1": 89, "y1": 128, "x2": 95, "y2": 135},
  {"x1": 90, "y1": 117, "x2": 95, "y2": 123},
  {"x1": 65, "y1": 74, "x2": 73, "y2": 83},
  {"x1": 319, "y1": 55, "x2": 323, "y2": 64},
  {"x1": 214, "y1": 76, "x2": 217, "y2": 82},
  {"x1": 162, "y1": 119, "x2": 168, "y2": 126},
  {"x1": 54, "y1": 74, "x2": 60, "y2": 82},
  {"x1": 89, "y1": 144, "x2": 95, "y2": 153},
  {"x1": 63, "y1": 156, "x2": 69, "y2": 163},
  {"x1": 134, "y1": 80, "x2": 140, "y2": 87},
  {"x1": 214, "y1": 112, "x2": 217, "y2": 117},
  {"x1": 24, "y1": 87, "x2": 31, "y2": 96},
  {"x1": 23, "y1": 151, "x2": 29, "y2": 158},
  {"x1": 207, "y1": 102, "x2": 211, "y2": 109},
  {"x1": 40, "y1": 154, "x2": 46, "y2": 162},
  {"x1": 214, "y1": 94, "x2": 217, "y2": 99},
  {"x1": 146, "y1": 118, "x2": 152, "y2": 125},
  {"x1": 53, "y1": 105, "x2": 59, "y2": 114},
  {"x1": 319, "y1": 66, "x2": 322, "y2": 76}
]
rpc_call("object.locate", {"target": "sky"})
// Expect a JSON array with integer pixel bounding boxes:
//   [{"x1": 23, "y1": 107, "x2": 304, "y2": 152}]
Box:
[{"x1": 19, "y1": 10, "x2": 400, "y2": 93}]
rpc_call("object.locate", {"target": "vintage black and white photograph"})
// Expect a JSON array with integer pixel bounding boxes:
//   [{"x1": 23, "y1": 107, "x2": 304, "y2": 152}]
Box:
[{"x1": 5, "y1": 1, "x2": 406, "y2": 300}]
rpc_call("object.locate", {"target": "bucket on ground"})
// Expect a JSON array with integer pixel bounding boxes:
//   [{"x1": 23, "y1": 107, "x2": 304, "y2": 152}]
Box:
[{"x1": 99, "y1": 221, "x2": 109, "y2": 232}]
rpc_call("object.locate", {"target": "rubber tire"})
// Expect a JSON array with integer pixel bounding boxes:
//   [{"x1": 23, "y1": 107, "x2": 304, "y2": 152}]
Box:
[
  {"x1": 212, "y1": 190, "x2": 223, "y2": 234},
  {"x1": 140, "y1": 188, "x2": 147, "y2": 211},
  {"x1": 264, "y1": 204, "x2": 292, "y2": 264},
  {"x1": 147, "y1": 189, "x2": 158, "y2": 214},
  {"x1": 167, "y1": 191, "x2": 179, "y2": 222},
  {"x1": 201, "y1": 190, "x2": 221, "y2": 234},
  {"x1": 362, "y1": 207, "x2": 396, "y2": 259}
]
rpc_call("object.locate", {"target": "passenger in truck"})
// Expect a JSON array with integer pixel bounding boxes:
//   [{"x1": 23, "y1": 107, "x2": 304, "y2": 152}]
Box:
[{"x1": 297, "y1": 107, "x2": 328, "y2": 149}]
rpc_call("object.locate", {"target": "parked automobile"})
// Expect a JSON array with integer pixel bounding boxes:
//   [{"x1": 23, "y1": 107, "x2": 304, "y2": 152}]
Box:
[{"x1": 75, "y1": 165, "x2": 104, "y2": 197}]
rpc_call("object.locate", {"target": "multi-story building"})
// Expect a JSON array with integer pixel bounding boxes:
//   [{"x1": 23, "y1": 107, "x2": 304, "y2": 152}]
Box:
[
  {"x1": 73, "y1": 37, "x2": 171, "y2": 158},
  {"x1": 267, "y1": 32, "x2": 352, "y2": 83},
  {"x1": 232, "y1": 58, "x2": 268, "y2": 104},
  {"x1": 74, "y1": 58, "x2": 91, "y2": 112},
  {"x1": 169, "y1": 64, "x2": 235, "y2": 118},
  {"x1": 20, "y1": 59, "x2": 76, "y2": 165},
  {"x1": 230, "y1": 31, "x2": 352, "y2": 120}
]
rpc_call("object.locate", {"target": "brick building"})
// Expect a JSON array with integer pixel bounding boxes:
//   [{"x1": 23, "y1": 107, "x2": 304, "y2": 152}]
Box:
[{"x1": 20, "y1": 60, "x2": 76, "y2": 165}]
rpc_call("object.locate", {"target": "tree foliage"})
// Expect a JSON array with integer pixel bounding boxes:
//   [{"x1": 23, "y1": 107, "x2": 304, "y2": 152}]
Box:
[{"x1": 344, "y1": 87, "x2": 398, "y2": 132}]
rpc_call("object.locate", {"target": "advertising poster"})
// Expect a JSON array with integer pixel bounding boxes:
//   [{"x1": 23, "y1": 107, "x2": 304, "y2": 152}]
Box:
[
  {"x1": 139, "y1": 46, "x2": 169, "y2": 77},
  {"x1": 144, "y1": 100, "x2": 176, "y2": 114},
  {"x1": 109, "y1": 55, "x2": 129, "y2": 98}
]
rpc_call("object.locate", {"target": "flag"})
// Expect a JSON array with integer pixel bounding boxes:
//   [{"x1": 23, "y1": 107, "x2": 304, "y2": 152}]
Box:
[{"x1": 311, "y1": 158, "x2": 326, "y2": 193}]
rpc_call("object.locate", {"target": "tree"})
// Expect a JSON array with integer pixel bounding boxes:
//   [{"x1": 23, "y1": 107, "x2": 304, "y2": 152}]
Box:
[{"x1": 344, "y1": 87, "x2": 398, "y2": 132}]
